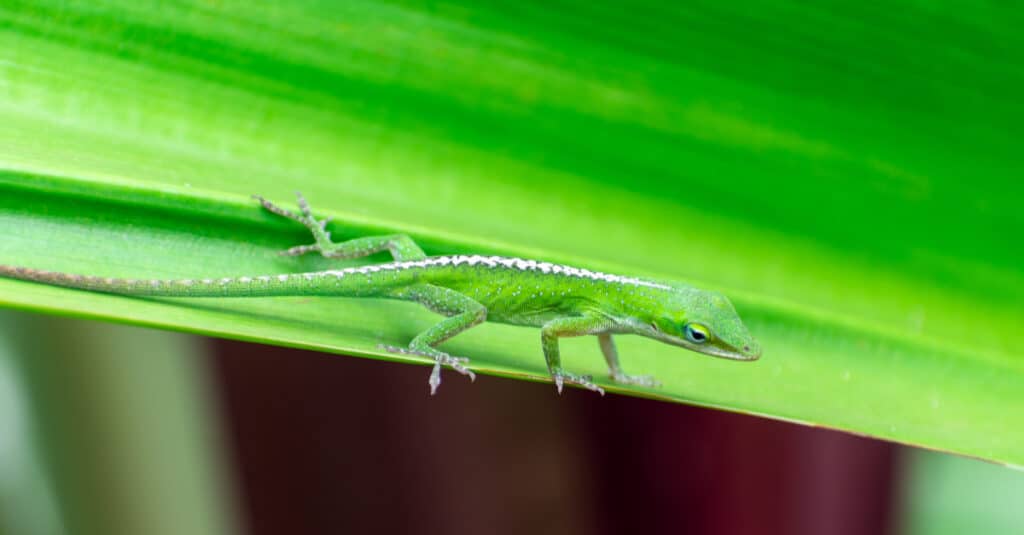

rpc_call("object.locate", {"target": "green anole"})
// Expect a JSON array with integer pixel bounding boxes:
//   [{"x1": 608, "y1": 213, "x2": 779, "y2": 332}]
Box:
[{"x1": 0, "y1": 193, "x2": 761, "y2": 395}]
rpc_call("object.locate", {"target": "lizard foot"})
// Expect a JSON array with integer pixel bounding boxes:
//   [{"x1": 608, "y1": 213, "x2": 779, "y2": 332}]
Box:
[
  {"x1": 550, "y1": 369, "x2": 605, "y2": 396},
  {"x1": 253, "y1": 192, "x2": 334, "y2": 256},
  {"x1": 378, "y1": 344, "x2": 476, "y2": 395},
  {"x1": 611, "y1": 372, "x2": 661, "y2": 388}
]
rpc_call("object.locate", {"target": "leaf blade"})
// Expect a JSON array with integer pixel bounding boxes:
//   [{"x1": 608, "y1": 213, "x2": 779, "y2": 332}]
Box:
[{"x1": 1, "y1": 1, "x2": 1022, "y2": 465}]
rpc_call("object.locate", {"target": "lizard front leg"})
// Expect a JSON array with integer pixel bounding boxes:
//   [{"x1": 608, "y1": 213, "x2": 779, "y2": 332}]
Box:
[
  {"x1": 254, "y1": 192, "x2": 426, "y2": 261},
  {"x1": 380, "y1": 284, "x2": 486, "y2": 395},
  {"x1": 540, "y1": 315, "x2": 615, "y2": 395},
  {"x1": 598, "y1": 333, "x2": 660, "y2": 387}
]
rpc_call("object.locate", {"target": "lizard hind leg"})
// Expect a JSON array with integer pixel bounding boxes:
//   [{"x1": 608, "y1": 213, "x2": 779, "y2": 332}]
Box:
[
  {"x1": 253, "y1": 192, "x2": 426, "y2": 261},
  {"x1": 379, "y1": 284, "x2": 487, "y2": 395}
]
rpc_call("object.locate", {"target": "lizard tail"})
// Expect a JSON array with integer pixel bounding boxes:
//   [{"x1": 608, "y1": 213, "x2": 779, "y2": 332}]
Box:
[{"x1": 0, "y1": 264, "x2": 402, "y2": 298}]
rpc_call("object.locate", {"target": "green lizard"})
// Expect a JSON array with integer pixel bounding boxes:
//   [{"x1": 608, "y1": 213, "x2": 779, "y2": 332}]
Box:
[{"x1": 0, "y1": 193, "x2": 761, "y2": 395}]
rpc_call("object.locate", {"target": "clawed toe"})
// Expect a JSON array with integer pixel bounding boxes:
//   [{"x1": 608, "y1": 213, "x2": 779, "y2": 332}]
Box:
[
  {"x1": 377, "y1": 344, "x2": 475, "y2": 393},
  {"x1": 611, "y1": 373, "x2": 661, "y2": 388},
  {"x1": 255, "y1": 192, "x2": 328, "y2": 231},
  {"x1": 253, "y1": 194, "x2": 304, "y2": 222},
  {"x1": 550, "y1": 370, "x2": 605, "y2": 396},
  {"x1": 281, "y1": 244, "x2": 320, "y2": 257}
]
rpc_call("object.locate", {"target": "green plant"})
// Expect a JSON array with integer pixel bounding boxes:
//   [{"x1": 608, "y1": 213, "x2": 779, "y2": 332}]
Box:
[{"x1": 1, "y1": 1, "x2": 1021, "y2": 465}]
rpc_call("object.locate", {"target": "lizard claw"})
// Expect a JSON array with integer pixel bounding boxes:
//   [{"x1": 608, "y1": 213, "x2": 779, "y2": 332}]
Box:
[
  {"x1": 378, "y1": 344, "x2": 475, "y2": 393},
  {"x1": 428, "y1": 362, "x2": 442, "y2": 396},
  {"x1": 550, "y1": 369, "x2": 604, "y2": 396}
]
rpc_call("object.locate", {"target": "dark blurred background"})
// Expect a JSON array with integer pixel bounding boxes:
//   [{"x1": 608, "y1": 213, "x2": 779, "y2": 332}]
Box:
[
  {"x1": 214, "y1": 339, "x2": 897, "y2": 535},
  {"x1": 3, "y1": 314, "x2": 1024, "y2": 535}
]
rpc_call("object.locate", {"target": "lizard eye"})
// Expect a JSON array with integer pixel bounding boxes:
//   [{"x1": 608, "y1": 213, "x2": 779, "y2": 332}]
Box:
[{"x1": 685, "y1": 323, "x2": 710, "y2": 344}]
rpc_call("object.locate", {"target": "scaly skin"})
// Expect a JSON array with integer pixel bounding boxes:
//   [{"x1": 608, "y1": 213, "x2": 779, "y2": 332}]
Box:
[{"x1": 0, "y1": 193, "x2": 761, "y2": 395}]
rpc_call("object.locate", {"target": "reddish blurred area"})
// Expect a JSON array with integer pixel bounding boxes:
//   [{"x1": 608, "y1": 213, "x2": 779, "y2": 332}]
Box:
[{"x1": 211, "y1": 340, "x2": 899, "y2": 535}]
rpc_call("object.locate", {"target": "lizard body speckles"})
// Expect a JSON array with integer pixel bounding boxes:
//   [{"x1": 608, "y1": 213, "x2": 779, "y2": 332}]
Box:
[{"x1": 0, "y1": 193, "x2": 761, "y2": 395}]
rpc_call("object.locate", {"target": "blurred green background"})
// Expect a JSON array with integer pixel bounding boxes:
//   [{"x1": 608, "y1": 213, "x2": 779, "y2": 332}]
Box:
[
  {"x1": 0, "y1": 313, "x2": 233, "y2": 535},
  {"x1": 0, "y1": 1, "x2": 1022, "y2": 533}
]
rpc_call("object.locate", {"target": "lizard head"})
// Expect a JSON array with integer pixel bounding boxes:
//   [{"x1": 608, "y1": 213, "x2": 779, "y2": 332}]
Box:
[{"x1": 643, "y1": 288, "x2": 761, "y2": 361}]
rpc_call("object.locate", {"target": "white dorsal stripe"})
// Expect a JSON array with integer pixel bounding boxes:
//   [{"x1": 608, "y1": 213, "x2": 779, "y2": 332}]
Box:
[{"x1": 300, "y1": 255, "x2": 667, "y2": 289}]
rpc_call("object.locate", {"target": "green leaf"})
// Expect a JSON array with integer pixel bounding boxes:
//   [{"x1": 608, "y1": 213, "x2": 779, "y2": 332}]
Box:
[{"x1": 1, "y1": 1, "x2": 1022, "y2": 465}]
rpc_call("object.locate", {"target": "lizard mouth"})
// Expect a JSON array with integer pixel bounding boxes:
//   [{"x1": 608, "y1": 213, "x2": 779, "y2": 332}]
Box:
[
  {"x1": 695, "y1": 343, "x2": 760, "y2": 361},
  {"x1": 649, "y1": 331, "x2": 760, "y2": 361}
]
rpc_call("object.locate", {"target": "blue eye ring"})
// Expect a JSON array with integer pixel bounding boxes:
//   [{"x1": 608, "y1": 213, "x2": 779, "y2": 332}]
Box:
[{"x1": 685, "y1": 323, "x2": 710, "y2": 344}]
